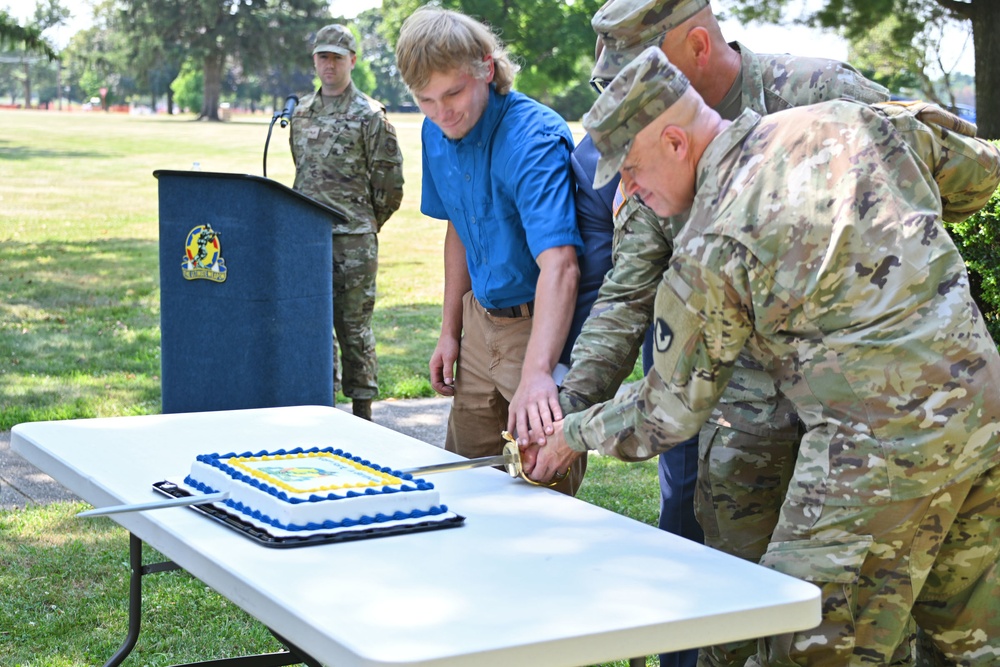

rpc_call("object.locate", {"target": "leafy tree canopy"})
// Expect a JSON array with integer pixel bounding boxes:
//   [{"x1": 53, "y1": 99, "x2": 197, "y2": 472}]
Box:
[
  {"x1": 0, "y1": 7, "x2": 59, "y2": 60},
  {"x1": 380, "y1": 0, "x2": 604, "y2": 107},
  {"x1": 115, "y1": 0, "x2": 330, "y2": 120},
  {"x1": 721, "y1": 0, "x2": 1000, "y2": 138}
]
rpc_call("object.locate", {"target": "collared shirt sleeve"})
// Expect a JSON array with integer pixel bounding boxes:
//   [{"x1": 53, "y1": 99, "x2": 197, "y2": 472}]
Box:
[
  {"x1": 419, "y1": 120, "x2": 448, "y2": 221},
  {"x1": 503, "y1": 133, "x2": 581, "y2": 258}
]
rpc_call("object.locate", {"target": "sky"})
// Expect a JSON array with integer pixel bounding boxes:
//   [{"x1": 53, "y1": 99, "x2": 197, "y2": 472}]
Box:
[{"x1": 8, "y1": 0, "x2": 975, "y2": 76}]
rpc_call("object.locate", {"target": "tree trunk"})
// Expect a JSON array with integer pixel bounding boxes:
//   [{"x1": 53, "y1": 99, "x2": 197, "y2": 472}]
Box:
[
  {"x1": 167, "y1": 87, "x2": 174, "y2": 115},
  {"x1": 22, "y1": 59, "x2": 31, "y2": 109},
  {"x1": 199, "y1": 49, "x2": 223, "y2": 121},
  {"x1": 970, "y1": 1, "x2": 1000, "y2": 139}
]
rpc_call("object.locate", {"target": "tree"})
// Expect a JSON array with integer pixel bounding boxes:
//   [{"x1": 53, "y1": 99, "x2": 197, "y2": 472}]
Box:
[
  {"x1": 63, "y1": 5, "x2": 142, "y2": 111},
  {"x1": 352, "y1": 8, "x2": 410, "y2": 110},
  {"x1": 171, "y1": 58, "x2": 203, "y2": 112},
  {"x1": 0, "y1": 1, "x2": 69, "y2": 107},
  {"x1": 0, "y1": 9, "x2": 58, "y2": 60},
  {"x1": 118, "y1": 0, "x2": 330, "y2": 121},
  {"x1": 722, "y1": 0, "x2": 1000, "y2": 139},
  {"x1": 380, "y1": 0, "x2": 603, "y2": 108},
  {"x1": 845, "y1": 1, "x2": 968, "y2": 106}
]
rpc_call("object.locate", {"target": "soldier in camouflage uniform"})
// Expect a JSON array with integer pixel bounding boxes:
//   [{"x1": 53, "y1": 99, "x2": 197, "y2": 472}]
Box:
[
  {"x1": 560, "y1": 0, "x2": 890, "y2": 607},
  {"x1": 290, "y1": 24, "x2": 404, "y2": 421},
  {"x1": 525, "y1": 46, "x2": 1000, "y2": 666}
]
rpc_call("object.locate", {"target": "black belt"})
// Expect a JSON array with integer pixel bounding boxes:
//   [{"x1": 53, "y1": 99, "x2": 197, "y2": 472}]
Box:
[{"x1": 485, "y1": 300, "x2": 534, "y2": 318}]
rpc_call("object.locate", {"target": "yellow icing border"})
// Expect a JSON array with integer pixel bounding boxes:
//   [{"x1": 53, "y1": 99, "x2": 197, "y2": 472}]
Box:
[{"x1": 226, "y1": 451, "x2": 403, "y2": 494}]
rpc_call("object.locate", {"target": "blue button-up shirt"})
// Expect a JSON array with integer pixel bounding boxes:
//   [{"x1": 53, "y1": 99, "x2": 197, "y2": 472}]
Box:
[{"x1": 420, "y1": 86, "x2": 581, "y2": 309}]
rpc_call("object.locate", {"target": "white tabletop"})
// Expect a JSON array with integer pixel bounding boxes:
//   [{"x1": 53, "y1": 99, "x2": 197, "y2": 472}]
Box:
[{"x1": 12, "y1": 405, "x2": 820, "y2": 667}]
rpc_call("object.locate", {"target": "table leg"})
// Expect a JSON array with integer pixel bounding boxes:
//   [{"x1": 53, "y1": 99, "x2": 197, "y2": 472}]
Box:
[
  {"x1": 101, "y1": 532, "x2": 320, "y2": 667},
  {"x1": 104, "y1": 532, "x2": 183, "y2": 667}
]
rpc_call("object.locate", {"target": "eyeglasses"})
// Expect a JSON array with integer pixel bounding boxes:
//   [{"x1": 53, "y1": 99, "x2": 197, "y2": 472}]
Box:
[{"x1": 590, "y1": 77, "x2": 610, "y2": 95}]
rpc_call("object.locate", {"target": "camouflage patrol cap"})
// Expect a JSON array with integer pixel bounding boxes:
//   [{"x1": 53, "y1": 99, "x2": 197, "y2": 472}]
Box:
[
  {"x1": 591, "y1": 0, "x2": 709, "y2": 82},
  {"x1": 584, "y1": 46, "x2": 690, "y2": 189},
  {"x1": 312, "y1": 24, "x2": 356, "y2": 56}
]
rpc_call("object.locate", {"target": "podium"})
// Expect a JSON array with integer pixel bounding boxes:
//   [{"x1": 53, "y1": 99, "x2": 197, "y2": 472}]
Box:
[{"x1": 154, "y1": 170, "x2": 343, "y2": 414}]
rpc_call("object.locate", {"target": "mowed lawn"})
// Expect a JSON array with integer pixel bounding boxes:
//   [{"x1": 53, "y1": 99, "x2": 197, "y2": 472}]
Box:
[{"x1": 0, "y1": 108, "x2": 447, "y2": 428}]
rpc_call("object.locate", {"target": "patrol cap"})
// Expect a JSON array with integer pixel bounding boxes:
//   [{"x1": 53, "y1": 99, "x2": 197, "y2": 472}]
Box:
[
  {"x1": 583, "y1": 46, "x2": 690, "y2": 189},
  {"x1": 591, "y1": 0, "x2": 709, "y2": 83},
  {"x1": 312, "y1": 24, "x2": 356, "y2": 56}
]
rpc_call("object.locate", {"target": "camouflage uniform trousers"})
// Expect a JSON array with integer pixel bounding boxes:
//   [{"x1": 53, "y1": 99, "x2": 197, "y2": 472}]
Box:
[
  {"x1": 693, "y1": 392, "x2": 800, "y2": 667},
  {"x1": 725, "y1": 460, "x2": 1000, "y2": 666},
  {"x1": 332, "y1": 232, "x2": 379, "y2": 400}
]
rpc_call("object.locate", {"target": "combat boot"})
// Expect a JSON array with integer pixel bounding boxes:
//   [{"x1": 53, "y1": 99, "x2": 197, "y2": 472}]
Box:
[{"x1": 352, "y1": 399, "x2": 373, "y2": 421}]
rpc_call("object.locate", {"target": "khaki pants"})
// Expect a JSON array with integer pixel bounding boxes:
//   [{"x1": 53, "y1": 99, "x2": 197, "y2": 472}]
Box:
[{"x1": 445, "y1": 291, "x2": 586, "y2": 496}]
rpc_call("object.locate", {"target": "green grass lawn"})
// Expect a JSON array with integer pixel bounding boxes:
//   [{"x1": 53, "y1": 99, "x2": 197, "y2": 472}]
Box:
[
  {"x1": 1, "y1": 109, "x2": 659, "y2": 666},
  {"x1": 0, "y1": 109, "x2": 444, "y2": 427}
]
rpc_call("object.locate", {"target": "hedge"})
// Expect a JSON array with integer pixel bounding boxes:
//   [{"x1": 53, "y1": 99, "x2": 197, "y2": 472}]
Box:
[{"x1": 943, "y1": 152, "x2": 1000, "y2": 345}]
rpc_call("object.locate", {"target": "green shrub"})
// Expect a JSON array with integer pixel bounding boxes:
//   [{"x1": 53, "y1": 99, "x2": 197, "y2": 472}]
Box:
[
  {"x1": 171, "y1": 60, "x2": 203, "y2": 113},
  {"x1": 943, "y1": 156, "x2": 1000, "y2": 345}
]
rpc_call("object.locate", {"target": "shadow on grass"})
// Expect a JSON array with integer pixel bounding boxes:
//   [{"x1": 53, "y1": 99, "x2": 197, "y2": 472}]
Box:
[
  {"x1": 1, "y1": 238, "x2": 443, "y2": 426},
  {"x1": 0, "y1": 142, "x2": 114, "y2": 161}
]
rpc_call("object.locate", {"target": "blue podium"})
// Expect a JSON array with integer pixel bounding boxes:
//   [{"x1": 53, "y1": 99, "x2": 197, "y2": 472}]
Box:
[{"x1": 154, "y1": 170, "x2": 343, "y2": 414}]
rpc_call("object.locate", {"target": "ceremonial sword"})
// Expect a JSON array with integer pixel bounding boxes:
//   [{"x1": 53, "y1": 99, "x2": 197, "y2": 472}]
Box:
[
  {"x1": 77, "y1": 492, "x2": 231, "y2": 518},
  {"x1": 76, "y1": 434, "x2": 560, "y2": 518},
  {"x1": 401, "y1": 437, "x2": 522, "y2": 477}
]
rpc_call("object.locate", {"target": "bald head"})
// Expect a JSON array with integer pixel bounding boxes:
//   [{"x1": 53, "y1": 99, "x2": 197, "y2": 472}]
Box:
[
  {"x1": 584, "y1": 46, "x2": 724, "y2": 216},
  {"x1": 590, "y1": 0, "x2": 710, "y2": 82},
  {"x1": 590, "y1": 0, "x2": 739, "y2": 108}
]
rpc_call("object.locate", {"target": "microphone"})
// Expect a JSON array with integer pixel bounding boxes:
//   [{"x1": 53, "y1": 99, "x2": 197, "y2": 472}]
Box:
[{"x1": 277, "y1": 95, "x2": 298, "y2": 128}]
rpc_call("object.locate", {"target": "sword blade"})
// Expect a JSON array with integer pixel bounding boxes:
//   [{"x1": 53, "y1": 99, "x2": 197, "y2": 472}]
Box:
[
  {"x1": 77, "y1": 492, "x2": 230, "y2": 518},
  {"x1": 402, "y1": 439, "x2": 523, "y2": 478},
  {"x1": 400, "y1": 454, "x2": 509, "y2": 476}
]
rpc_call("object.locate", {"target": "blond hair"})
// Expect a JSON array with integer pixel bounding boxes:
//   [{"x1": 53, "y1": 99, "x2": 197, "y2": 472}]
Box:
[{"x1": 395, "y1": 7, "x2": 519, "y2": 95}]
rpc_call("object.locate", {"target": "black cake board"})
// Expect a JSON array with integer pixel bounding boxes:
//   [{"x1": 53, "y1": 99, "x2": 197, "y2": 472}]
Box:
[{"x1": 153, "y1": 480, "x2": 465, "y2": 549}]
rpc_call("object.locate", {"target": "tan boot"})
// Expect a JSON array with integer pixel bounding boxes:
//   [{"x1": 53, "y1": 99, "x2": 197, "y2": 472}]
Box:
[{"x1": 352, "y1": 399, "x2": 373, "y2": 421}]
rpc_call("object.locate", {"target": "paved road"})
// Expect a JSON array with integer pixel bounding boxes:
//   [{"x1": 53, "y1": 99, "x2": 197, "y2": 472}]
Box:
[{"x1": 0, "y1": 398, "x2": 451, "y2": 510}]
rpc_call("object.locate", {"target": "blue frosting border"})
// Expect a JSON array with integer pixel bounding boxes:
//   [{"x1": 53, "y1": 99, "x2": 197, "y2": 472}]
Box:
[{"x1": 184, "y1": 446, "x2": 448, "y2": 532}]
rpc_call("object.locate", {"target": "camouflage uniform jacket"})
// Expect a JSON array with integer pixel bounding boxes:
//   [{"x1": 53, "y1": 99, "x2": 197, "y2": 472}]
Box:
[
  {"x1": 562, "y1": 103, "x2": 1000, "y2": 505},
  {"x1": 290, "y1": 82, "x2": 404, "y2": 234},
  {"x1": 560, "y1": 42, "x2": 889, "y2": 427}
]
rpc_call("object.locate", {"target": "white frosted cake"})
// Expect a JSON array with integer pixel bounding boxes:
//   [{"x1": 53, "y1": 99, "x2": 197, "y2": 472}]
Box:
[{"x1": 182, "y1": 446, "x2": 449, "y2": 536}]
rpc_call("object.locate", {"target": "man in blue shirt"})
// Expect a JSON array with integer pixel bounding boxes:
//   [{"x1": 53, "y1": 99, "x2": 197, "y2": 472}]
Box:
[{"x1": 395, "y1": 7, "x2": 586, "y2": 494}]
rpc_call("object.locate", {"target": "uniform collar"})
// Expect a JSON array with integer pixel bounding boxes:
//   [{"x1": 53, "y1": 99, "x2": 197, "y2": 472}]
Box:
[
  {"x1": 731, "y1": 41, "x2": 768, "y2": 116},
  {"x1": 695, "y1": 108, "x2": 762, "y2": 195},
  {"x1": 312, "y1": 80, "x2": 356, "y2": 113}
]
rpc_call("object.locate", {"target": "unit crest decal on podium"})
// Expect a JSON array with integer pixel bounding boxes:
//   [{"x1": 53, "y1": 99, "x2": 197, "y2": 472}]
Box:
[{"x1": 181, "y1": 224, "x2": 227, "y2": 282}]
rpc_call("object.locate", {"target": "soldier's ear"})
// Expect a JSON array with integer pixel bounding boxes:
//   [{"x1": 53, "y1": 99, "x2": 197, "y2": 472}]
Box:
[
  {"x1": 661, "y1": 124, "x2": 689, "y2": 160},
  {"x1": 686, "y1": 26, "x2": 711, "y2": 68}
]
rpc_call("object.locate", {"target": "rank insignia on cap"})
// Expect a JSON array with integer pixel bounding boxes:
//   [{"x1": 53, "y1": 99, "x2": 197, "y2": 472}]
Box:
[{"x1": 181, "y1": 224, "x2": 227, "y2": 283}]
